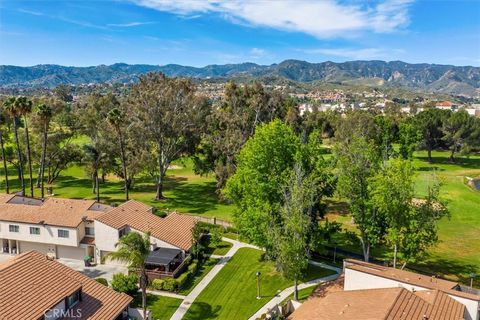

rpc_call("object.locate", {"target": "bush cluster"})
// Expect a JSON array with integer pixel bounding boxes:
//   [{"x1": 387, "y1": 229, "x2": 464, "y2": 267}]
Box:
[
  {"x1": 111, "y1": 273, "x2": 139, "y2": 296},
  {"x1": 95, "y1": 278, "x2": 109, "y2": 286},
  {"x1": 150, "y1": 260, "x2": 200, "y2": 292}
]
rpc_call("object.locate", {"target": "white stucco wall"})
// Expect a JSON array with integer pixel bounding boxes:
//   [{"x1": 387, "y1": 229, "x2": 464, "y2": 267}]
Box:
[
  {"x1": 0, "y1": 221, "x2": 78, "y2": 247},
  {"x1": 93, "y1": 221, "x2": 119, "y2": 253},
  {"x1": 344, "y1": 267, "x2": 480, "y2": 320}
]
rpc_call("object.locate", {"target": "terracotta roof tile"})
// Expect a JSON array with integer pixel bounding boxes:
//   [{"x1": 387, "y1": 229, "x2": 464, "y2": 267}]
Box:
[
  {"x1": 95, "y1": 200, "x2": 197, "y2": 250},
  {"x1": 0, "y1": 251, "x2": 132, "y2": 320},
  {"x1": 290, "y1": 287, "x2": 465, "y2": 320},
  {"x1": 0, "y1": 194, "x2": 111, "y2": 228}
]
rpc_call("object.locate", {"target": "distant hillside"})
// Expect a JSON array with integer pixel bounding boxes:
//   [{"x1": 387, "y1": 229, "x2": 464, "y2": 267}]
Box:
[{"x1": 1, "y1": 60, "x2": 479, "y2": 96}]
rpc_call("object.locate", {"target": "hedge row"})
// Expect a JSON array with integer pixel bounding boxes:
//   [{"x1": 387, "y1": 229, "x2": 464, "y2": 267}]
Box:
[{"x1": 151, "y1": 261, "x2": 199, "y2": 292}]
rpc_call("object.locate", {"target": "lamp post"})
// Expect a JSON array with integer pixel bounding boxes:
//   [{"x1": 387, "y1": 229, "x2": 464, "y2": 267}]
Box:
[
  {"x1": 470, "y1": 272, "x2": 476, "y2": 289},
  {"x1": 256, "y1": 272, "x2": 261, "y2": 299}
]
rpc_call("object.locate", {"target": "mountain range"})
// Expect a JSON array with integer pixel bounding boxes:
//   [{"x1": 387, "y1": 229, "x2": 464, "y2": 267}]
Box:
[{"x1": 1, "y1": 60, "x2": 479, "y2": 97}]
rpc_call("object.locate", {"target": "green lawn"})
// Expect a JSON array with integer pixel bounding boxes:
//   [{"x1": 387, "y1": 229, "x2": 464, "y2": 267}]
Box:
[
  {"x1": 326, "y1": 150, "x2": 480, "y2": 286},
  {"x1": 178, "y1": 258, "x2": 219, "y2": 295},
  {"x1": 0, "y1": 157, "x2": 235, "y2": 221},
  {"x1": 204, "y1": 239, "x2": 233, "y2": 256},
  {"x1": 131, "y1": 293, "x2": 182, "y2": 320},
  {"x1": 283, "y1": 286, "x2": 317, "y2": 303},
  {"x1": 183, "y1": 248, "x2": 336, "y2": 320}
]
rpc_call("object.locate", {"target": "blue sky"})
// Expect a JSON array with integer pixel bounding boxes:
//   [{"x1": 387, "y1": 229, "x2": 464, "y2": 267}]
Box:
[{"x1": 0, "y1": 0, "x2": 479, "y2": 67}]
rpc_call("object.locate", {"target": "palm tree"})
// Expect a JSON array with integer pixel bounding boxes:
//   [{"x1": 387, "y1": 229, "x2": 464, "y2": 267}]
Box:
[
  {"x1": 4, "y1": 97, "x2": 25, "y2": 195},
  {"x1": 15, "y1": 97, "x2": 34, "y2": 197},
  {"x1": 107, "y1": 107, "x2": 129, "y2": 200},
  {"x1": 82, "y1": 144, "x2": 105, "y2": 201},
  {"x1": 0, "y1": 102, "x2": 11, "y2": 194},
  {"x1": 36, "y1": 104, "x2": 52, "y2": 200},
  {"x1": 107, "y1": 232, "x2": 151, "y2": 319}
]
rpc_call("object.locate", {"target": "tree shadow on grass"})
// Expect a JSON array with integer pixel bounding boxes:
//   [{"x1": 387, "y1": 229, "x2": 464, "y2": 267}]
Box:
[
  {"x1": 159, "y1": 180, "x2": 225, "y2": 214},
  {"x1": 416, "y1": 166, "x2": 443, "y2": 172},
  {"x1": 410, "y1": 256, "x2": 479, "y2": 286},
  {"x1": 184, "y1": 302, "x2": 221, "y2": 320}
]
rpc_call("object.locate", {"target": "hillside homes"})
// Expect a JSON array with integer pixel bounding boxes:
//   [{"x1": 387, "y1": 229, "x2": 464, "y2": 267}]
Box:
[{"x1": 0, "y1": 194, "x2": 197, "y2": 269}]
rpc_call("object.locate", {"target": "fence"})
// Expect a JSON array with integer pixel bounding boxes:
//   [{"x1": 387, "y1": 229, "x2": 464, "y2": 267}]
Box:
[{"x1": 190, "y1": 215, "x2": 233, "y2": 228}]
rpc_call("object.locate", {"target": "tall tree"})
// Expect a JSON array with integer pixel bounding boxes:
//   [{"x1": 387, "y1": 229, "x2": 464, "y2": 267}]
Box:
[
  {"x1": 194, "y1": 81, "x2": 288, "y2": 192},
  {"x1": 335, "y1": 134, "x2": 382, "y2": 262},
  {"x1": 36, "y1": 103, "x2": 52, "y2": 199},
  {"x1": 15, "y1": 97, "x2": 34, "y2": 197},
  {"x1": 414, "y1": 108, "x2": 450, "y2": 162},
  {"x1": 370, "y1": 159, "x2": 414, "y2": 267},
  {"x1": 224, "y1": 120, "x2": 302, "y2": 252},
  {"x1": 443, "y1": 109, "x2": 477, "y2": 162},
  {"x1": 0, "y1": 105, "x2": 10, "y2": 193},
  {"x1": 401, "y1": 178, "x2": 448, "y2": 268},
  {"x1": 129, "y1": 73, "x2": 209, "y2": 200},
  {"x1": 107, "y1": 232, "x2": 151, "y2": 320},
  {"x1": 274, "y1": 164, "x2": 316, "y2": 301},
  {"x1": 398, "y1": 121, "x2": 420, "y2": 159},
  {"x1": 107, "y1": 107, "x2": 129, "y2": 200},
  {"x1": 82, "y1": 144, "x2": 106, "y2": 201},
  {"x1": 4, "y1": 97, "x2": 25, "y2": 195}
]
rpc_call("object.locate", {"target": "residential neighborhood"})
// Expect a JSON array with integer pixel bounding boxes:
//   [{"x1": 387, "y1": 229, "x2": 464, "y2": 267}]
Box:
[{"x1": 1, "y1": 0, "x2": 480, "y2": 319}]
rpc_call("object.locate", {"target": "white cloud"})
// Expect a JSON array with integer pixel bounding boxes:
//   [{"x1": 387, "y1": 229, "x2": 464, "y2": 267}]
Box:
[
  {"x1": 18, "y1": 9, "x2": 44, "y2": 16},
  {"x1": 128, "y1": 0, "x2": 413, "y2": 38},
  {"x1": 250, "y1": 48, "x2": 267, "y2": 58},
  {"x1": 107, "y1": 21, "x2": 155, "y2": 27},
  {"x1": 301, "y1": 47, "x2": 405, "y2": 60}
]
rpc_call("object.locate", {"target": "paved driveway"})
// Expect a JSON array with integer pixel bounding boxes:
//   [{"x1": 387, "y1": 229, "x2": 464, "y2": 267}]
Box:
[
  {"x1": 57, "y1": 258, "x2": 128, "y2": 283},
  {"x1": 0, "y1": 253, "x2": 14, "y2": 264}
]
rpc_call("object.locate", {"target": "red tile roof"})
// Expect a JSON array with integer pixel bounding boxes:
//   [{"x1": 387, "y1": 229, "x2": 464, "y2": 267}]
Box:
[
  {"x1": 0, "y1": 194, "x2": 110, "y2": 228},
  {"x1": 290, "y1": 287, "x2": 465, "y2": 320},
  {"x1": 95, "y1": 200, "x2": 197, "y2": 250},
  {"x1": 0, "y1": 251, "x2": 132, "y2": 320}
]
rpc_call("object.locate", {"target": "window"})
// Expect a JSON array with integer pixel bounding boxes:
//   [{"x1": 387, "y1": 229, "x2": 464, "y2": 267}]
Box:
[
  {"x1": 118, "y1": 228, "x2": 127, "y2": 238},
  {"x1": 85, "y1": 227, "x2": 94, "y2": 236},
  {"x1": 9, "y1": 225, "x2": 19, "y2": 233},
  {"x1": 66, "y1": 290, "x2": 81, "y2": 309},
  {"x1": 58, "y1": 229, "x2": 69, "y2": 238},
  {"x1": 30, "y1": 227, "x2": 40, "y2": 235}
]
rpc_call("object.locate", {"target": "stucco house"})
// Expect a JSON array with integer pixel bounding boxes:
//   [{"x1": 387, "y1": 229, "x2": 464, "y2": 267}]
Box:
[
  {"x1": 0, "y1": 194, "x2": 197, "y2": 276},
  {"x1": 0, "y1": 250, "x2": 132, "y2": 320},
  {"x1": 289, "y1": 260, "x2": 480, "y2": 320}
]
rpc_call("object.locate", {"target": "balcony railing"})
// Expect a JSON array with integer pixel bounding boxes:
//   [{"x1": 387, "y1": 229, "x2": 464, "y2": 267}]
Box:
[{"x1": 142, "y1": 256, "x2": 190, "y2": 280}]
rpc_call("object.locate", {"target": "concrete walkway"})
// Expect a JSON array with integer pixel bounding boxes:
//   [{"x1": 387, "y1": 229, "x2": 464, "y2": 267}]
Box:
[
  {"x1": 170, "y1": 237, "x2": 255, "y2": 320},
  {"x1": 146, "y1": 289, "x2": 186, "y2": 300},
  {"x1": 248, "y1": 273, "x2": 340, "y2": 320}
]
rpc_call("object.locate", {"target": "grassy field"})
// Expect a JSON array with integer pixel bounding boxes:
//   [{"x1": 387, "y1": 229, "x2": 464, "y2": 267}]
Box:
[
  {"x1": 183, "y1": 248, "x2": 336, "y2": 320},
  {"x1": 178, "y1": 258, "x2": 219, "y2": 296},
  {"x1": 0, "y1": 157, "x2": 235, "y2": 221},
  {"x1": 131, "y1": 293, "x2": 182, "y2": 320},
  {"x1": 327, "y1": 150, "x2": 480, "y2": 285}
]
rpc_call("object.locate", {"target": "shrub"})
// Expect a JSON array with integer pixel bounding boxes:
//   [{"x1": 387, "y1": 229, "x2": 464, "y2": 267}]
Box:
[
  {"x1": 210, "y1": 228, "x2": 223, "y2": 247},
  {"x1": 161, "y1": 277, "x2": 178, "y2": 292},
  {"x1": 111, "y1": 273, "x2": 138, "y2": 295},
  {"x1": 95, "y1": 278, "x2": 108, "y2": 286},
  {"x1": 188, "y1": 261, "x2": 198, "y2": 273},
  {"x1": 176, "y1": 271, "x2": 191, "y2": 289},
  {"x1": 151, "y1": 278, "x2": 164, "y2": 290}
]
